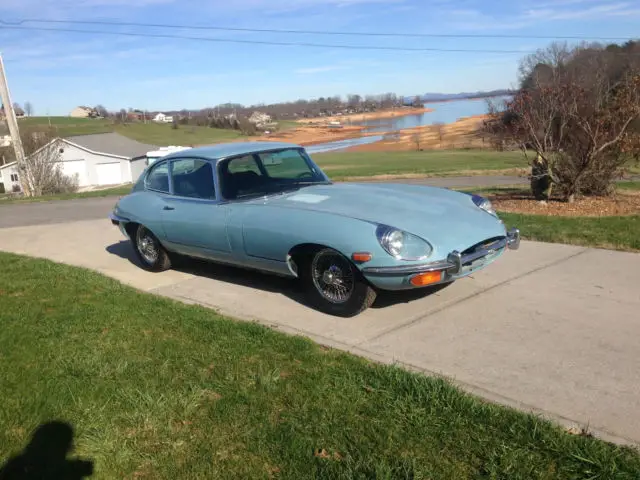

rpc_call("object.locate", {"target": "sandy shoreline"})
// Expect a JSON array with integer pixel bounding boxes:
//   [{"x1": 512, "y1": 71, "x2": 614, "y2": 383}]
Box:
[
  {"x1": 240, "y1": 108, "x2": 490, "y2": 151},
  {"x1": 340, "y1": 114, "x2": 490, "y2": 152},
  {"x1": 296, "y1": 106, "x2": 433, "y2": 125}
]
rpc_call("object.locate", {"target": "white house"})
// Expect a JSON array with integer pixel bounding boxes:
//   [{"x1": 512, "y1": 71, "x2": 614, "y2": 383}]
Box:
[
  {"x1": 153, "y1": 113, "x2": 174, "y2": 123},
  {"x1": 0, "y1": 161, "x2": 20, "y2": 192},
  {"x1": 69, "y1": 106, "x2": 97, "y2": 118},
  {"x1": 0, "y1": 132, "x2": 165, "y2": 192}
]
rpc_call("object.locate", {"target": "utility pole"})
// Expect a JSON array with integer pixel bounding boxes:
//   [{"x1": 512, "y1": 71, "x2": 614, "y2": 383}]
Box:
[{"x1": 0, "y1": 52, "x2": 29, "y2": 195}]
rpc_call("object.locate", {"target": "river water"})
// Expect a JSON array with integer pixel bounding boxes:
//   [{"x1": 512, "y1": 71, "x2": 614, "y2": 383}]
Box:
[
  {"x1": 305, "y1": 135, "x2": 384, "y2": 154},
  {"x1": 353, "y1": 96, "x2": 510, "y2": 133},
  {"x1": 306, "y1": 96, "x2": 509, "y2": 152}
]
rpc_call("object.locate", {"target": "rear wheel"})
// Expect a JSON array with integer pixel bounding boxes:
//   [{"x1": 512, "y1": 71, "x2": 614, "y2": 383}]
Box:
[
  {"x1": 132, "y1": 225, "x2": 172, "y2": 272},
  {"x1": 301, "y1": 248, "x2": 377, "y2": 317}
]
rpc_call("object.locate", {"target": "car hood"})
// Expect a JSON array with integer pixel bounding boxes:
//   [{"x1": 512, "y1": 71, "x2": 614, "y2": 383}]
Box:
[{"x1": 254, "y1": 182, "x2": 507, "y2": 254}]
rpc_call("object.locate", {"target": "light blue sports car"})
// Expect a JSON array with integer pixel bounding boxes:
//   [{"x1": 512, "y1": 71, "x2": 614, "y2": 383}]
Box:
[{"x1": 109, "y1": 142, "x2": 520, "y2": 317}]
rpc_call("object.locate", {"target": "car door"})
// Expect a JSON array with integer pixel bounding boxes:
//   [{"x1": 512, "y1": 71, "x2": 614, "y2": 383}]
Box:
[{"x1": 160, "y1": 157, "x2": 232, "y2": 257}]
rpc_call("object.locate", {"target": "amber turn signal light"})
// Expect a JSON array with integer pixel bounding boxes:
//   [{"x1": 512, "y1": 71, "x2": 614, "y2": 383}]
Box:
[
  {"x1": 410, "y1": 271, "x2": 443, "y2": 287},
  {"x1": 351, "y1": 252, "x2": 372, "y2": 263}
]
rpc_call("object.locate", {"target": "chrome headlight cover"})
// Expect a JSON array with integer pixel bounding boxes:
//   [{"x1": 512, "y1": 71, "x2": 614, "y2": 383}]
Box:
[
  {"x1": 471, "y1": 194, "x2": 497, "y2": 217},
  {"x1": 375, "y1": 225, "x2": 433, "y2": 261}
]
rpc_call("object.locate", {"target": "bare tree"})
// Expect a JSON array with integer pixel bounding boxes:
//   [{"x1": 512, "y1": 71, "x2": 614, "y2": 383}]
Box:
[
  {"x1": 24, "y1": 102, "x2": 34, "y2": 117},
  {"x1": 94, "y1": 104, "x2": 108, "y2": 118},
  {"x1": 433, "y1": 122, "x2": 445, "y2": 145},
  {"x1": 17, "y1": 129, "x2": 79, "y2": 197},
  {"x1": 412, "y1": 132, "x2": 422, "y2": 151},
  {"x1": 488, "y1": 42, "x2": 640, "y2": 202}
]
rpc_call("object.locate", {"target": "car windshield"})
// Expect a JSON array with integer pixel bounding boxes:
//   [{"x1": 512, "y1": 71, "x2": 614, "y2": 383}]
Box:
[{"x1": 219, "y1": 148, "x2": 330, "y2": 200}]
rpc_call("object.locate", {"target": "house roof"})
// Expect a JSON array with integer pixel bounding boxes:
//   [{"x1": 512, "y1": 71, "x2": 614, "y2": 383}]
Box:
[
  {"x1": 66, "y1": 133, "x2": 158, "y2": 159},
  {"x1": 0, "y1": 161, "x2": 17, "y2": 170}
]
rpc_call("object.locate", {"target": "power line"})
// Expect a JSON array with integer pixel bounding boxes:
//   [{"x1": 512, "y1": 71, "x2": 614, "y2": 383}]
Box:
[
  {"x1": 1, "y1": 18, "x2": 638, "y2": 41},
  {"x1": 0, "y1": 25, "x2": 537, "y2": 53}
]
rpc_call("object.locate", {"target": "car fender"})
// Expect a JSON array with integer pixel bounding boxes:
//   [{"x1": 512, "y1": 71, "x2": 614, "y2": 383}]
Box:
[
  {"x1": 235, "y1": 204, "x2": 387, "y2": 268},
  {"x1": 114, "y1": 191, "x2": 168, "y2": 240}
]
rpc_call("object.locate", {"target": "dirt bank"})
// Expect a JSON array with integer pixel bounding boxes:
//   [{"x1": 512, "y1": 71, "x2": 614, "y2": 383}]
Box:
[
  {"x1": 253, "y1": 125, "x2": 382, "y2": 146},
  {"x1": 343, "y1": 114, "x2": 490, "y2": 152},
  {"x1": 243, "y1": 109, "x2": 488, "y2": 150},
  {"x1": 296, "y1": 106, "x2": 433, "y2": 125}
]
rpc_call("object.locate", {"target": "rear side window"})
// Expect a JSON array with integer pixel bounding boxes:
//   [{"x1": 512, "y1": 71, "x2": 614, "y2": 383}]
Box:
[
  {"x1": 171, "y1": 158, "x2": 216, "y2": 200},
  {"x1": 146, "y1": 162, "x2": 170, "y2": 193}
]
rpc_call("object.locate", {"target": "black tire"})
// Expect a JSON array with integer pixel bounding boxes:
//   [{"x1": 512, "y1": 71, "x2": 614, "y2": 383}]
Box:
[
  {"x1": 300, "y1": 247, "x2": 377, "y2": 317},
  {"x1": 131, "y1": 224, "x2": 172, "y2": 272}
]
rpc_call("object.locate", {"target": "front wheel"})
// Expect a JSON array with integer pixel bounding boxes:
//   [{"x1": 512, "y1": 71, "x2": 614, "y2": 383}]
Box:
[
  {"x1": 132, "y1": 225, "x2": 172, "y2": 272},
  {"x1": 301, "y1": 248, "x2": 377, "y2": 317}
]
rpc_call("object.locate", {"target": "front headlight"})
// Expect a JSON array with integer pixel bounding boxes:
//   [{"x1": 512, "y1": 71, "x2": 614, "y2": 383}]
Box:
[
  {"x1": 376, "y1": 225, "x2": 433, "y2": 261},
  {"x1": 471, "y1": 194, "x2": 497, "y2": 217}
]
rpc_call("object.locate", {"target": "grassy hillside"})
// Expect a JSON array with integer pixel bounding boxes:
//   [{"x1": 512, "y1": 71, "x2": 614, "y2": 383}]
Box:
[
  {"x1": 313, "y1": 149, "x2": 527, "y2": 179},
  {"x1": 114, "y1": 122, "x2": 246, "y2": 145},
  {"x1": 15, "y1": 117, "x2": 113, "y2": 136},
  {"x1": 15, "y1": 117, "x2": 248, "y2": 145}
]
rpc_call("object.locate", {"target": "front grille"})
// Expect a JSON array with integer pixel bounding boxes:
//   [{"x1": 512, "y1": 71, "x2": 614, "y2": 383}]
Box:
[
  {"x1": 461, "y1": 236, "x2": 506, "y2": 256},
  {"x1": 459, "y1": 236, "x2": 506, "y2": 272}
]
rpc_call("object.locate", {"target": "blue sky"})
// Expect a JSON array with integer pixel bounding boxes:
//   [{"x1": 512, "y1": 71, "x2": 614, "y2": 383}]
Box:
[{"x1": 1, "y1": 0, "x2": 638, "y2": 115}]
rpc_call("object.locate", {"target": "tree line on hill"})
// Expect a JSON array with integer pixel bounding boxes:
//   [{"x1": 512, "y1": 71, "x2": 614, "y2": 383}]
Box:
[
  {"x1": 95, "y1": 92, "x2": 426, "y2": 132},
  {"x1": 483, "y1": 40, "x2": 640, "y2": 202}
]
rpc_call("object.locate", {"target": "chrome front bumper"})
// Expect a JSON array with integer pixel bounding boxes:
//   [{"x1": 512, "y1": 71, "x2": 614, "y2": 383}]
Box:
[{"x1": 363, "y1": 228, "x2": 520, "y2": 277}]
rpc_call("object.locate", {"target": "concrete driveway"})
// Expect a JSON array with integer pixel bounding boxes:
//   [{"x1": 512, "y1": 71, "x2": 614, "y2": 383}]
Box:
[{"x1": 1, "y1": 195, "x2": 639, "y2": 446}]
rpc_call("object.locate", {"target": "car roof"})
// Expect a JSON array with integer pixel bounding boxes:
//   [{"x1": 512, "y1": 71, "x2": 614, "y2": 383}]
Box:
[{"x1": 162, "y1": 141, "x2": 304, "y2": 161}]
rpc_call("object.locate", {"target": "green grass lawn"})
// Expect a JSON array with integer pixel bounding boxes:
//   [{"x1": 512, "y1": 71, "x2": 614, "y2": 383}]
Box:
[
  {"x1": 618, "y1": 181, "x2": 640, "y2": 191},
  {"x1": 500, "y1": 213, "x2": 640, "y2": 252},
  {"x1": 1, "y1": 252, "x2": 638, "y2": 479},
  {"x1": 0, "y1": 185, "x2": 133, "y2": 205},
  {"x1": 17, "y1": 116, "x2": 114, "y2": 136},
  {"x1": 17, "y1": 117, "x2": 304, "y2": 146},
  {"x1": 457, "y1": 185, "x2": 640, "y2": 252},
  {"x1": 113, "y1": 123, "x2": 248, "y2": 146},
  {"x1": 313, "y1": 149, "x2": 527, "y2": 179}
]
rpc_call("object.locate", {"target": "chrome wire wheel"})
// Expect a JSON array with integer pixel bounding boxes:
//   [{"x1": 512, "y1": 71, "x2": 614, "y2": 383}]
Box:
[
  {"x1": 136, "y1": 226, "x2": 159, "y2": 265},
  {"x1": 311, "y1": 249, "x2": 355, "y2": 304}
]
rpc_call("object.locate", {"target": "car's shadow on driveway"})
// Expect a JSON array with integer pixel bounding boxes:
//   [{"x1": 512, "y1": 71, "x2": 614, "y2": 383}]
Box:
[{"x1": 106, "y1": 241, "x2": 451, "y2": 313}]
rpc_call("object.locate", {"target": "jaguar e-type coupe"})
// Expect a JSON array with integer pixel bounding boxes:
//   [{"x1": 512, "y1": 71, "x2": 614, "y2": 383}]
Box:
[{"x1": 109, "y1": 142, "x2": 520, "y2": 317}]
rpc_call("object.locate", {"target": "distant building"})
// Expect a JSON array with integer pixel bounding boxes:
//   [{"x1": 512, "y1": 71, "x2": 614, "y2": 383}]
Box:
[
  {"x1": 0, "y1": 107, "x2": 25, "y2": 119},
  {"x1": 153, "y1": 113, "x2": 174, "y2": 123},
  {"x1": 69, "y1": 106, "x2": 97, "y2": 118}
]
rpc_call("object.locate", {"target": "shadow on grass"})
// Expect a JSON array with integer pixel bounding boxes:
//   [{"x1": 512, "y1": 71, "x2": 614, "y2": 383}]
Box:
[
  {"x1": 0, "y1": 421, "x2": 94, "y2": 480},
  {"x1": 105, "y1": 240, "x2": 450, "y2": 313}
]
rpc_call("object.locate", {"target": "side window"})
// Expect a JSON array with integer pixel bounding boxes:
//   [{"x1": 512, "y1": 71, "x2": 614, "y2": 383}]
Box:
[
  {"x1": 170, "y1": 158, "x2": 215, "y2": 200},
  {"x1": 145, "y1": 162, "x2": 170, "y2": 193},
  {"x1": 220, "y1": 155, "x2": 266, "y2": 199},
  {"x1": 227, "y1": 155, "x2": 262, "y2": 175}
]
